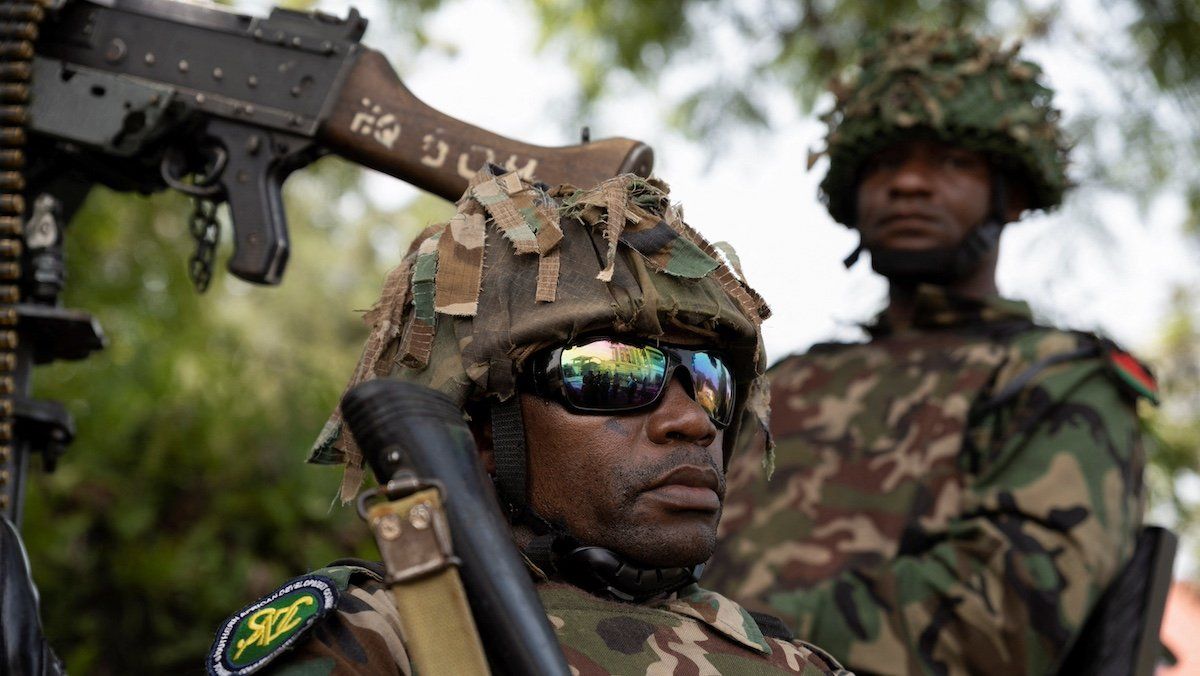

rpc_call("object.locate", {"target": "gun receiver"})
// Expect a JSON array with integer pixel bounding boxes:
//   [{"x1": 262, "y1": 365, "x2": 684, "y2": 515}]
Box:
[{"x1": 31, "y1": 0, "x2": 653, "y2": 284}]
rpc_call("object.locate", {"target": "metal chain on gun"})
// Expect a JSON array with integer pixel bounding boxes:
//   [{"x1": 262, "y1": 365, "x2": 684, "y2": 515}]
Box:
[
  {"x1": 188, "y1": 196, "x2": 220, "y2": 293},
  {"x1": 0, "y1": 0, "x2": 46, "y2": 513}
]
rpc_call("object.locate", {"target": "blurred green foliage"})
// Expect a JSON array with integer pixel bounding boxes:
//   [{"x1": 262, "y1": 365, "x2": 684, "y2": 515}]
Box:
[
  {"x1": 529, "y1": 0, "x2": 993, "y2": 137},
  {"x1": 23, "y1": 159, "x2": 451, "y2": 672}
]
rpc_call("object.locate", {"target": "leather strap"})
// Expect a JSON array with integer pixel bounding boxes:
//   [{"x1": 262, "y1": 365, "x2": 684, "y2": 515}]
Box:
[{"x1": 367, "y1": 489, "x2": 490, "y2": 676}]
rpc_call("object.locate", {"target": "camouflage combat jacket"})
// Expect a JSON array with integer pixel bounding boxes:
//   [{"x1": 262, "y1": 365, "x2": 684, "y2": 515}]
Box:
[
  {"x1": 208, "y1": 561, "x2": 850, "y2": 675},
  {"x1": 705, "y1": 286, "x2": 1152, "y2": 676}
]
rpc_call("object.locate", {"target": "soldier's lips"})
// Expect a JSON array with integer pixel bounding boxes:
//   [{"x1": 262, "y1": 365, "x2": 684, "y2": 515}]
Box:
[
  {"x1": 875, "y1": 214, "x2": 943, "y2": 235},
  {"x1": 643, "y1": 485, "x2": 721, "y2": 511},
  {"x1": 867, "y1": 214, "x2": 950, "y2": 248},
  {"x1": 642, "y1": 465, "x2": 721, "y2": 512}
]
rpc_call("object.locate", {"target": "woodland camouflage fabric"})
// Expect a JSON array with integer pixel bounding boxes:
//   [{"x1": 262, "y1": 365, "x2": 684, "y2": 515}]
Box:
[
  {"x1": 815, "y1": 27, "x2": 1070, "y2": 224},
  {"x1": 705, "y1": 286, "x2": 1148, "y2": 675},
  {"x1": 312, "y1": 166, "x2": 772, "y2": 501},
  {"x1": 254, "y1": 563, "x2": 850, "y2": 675}
]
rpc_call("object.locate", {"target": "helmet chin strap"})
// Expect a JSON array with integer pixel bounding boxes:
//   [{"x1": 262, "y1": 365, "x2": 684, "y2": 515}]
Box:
[
  {"x1": 843, "y1": 175, "x2": 1009, "y2": 284},
  {"x1": 520, "y1": 521, "x2": 704, "y2": 603},
  {"x1": 508, "y1": 501, "x2": 704, "y2": 602},
  {"x1": 490, "y1": 399, "x2": 703, "y2": 601}
]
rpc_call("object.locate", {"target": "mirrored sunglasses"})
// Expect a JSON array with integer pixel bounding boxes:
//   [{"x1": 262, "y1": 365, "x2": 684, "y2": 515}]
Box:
[{"x1": 529, "y1": 337, "x2": 736, "y2": 428}]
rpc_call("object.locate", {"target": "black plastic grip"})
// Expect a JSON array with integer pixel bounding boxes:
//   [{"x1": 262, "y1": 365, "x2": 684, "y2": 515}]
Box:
[
  {"x1": 205, "y1": 119, "x2": 324, "y2": 285},
  {"x1": 340, "y1": 380, "x2": 570, "y2": 676}
]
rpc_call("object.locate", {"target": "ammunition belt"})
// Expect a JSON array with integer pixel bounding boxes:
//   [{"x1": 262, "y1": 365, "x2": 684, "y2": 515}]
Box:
[{"x1": 0, "y1": 0, "x2": 43, "y2": 515}]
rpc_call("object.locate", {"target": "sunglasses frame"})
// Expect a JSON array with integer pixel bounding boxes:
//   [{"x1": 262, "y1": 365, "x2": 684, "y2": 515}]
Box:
[{"x1": 525, "y1": 336, "x2": 736, "y2": 428}]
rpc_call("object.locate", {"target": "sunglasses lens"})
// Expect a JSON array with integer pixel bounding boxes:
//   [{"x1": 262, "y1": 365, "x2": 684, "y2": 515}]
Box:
[
  {"x1": 559, "y1": 340, "x2": 667, "y2": 409},
  {"x1": 690, "y1": 352, "x2": 735, "y2": 426}
]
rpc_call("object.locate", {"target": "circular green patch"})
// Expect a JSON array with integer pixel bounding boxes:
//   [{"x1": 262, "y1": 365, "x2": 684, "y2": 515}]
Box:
[{"x1": 208, "y1": 575, "x2": 338, "y2": 676}]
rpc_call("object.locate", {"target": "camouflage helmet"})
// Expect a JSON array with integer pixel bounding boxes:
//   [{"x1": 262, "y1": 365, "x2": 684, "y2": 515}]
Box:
[
  {"x1": 315, "y1": 166, "x2": 772, "y2": 499},
  {"x1": 817, "y1": 27, "x2": 1071, "y2": 226}
]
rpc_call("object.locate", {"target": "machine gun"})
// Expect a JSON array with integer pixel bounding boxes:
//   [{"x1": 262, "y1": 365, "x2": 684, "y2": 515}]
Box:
[
  {"x1": 28, "y1": 0, "x2": 652, "y2": 286},
  {"x1": 1, "y1": 0, "x2": 654, "y2": 671}
]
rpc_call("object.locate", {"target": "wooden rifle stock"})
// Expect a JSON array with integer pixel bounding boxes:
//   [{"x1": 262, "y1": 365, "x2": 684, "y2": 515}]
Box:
[{"x1": 321, "y1": 49, "x2": 653, "y2": 199}]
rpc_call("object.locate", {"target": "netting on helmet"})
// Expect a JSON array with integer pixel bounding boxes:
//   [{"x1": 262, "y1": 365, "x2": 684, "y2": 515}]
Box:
[
  {"x1": 313, "y1": 166, "x2": 773, "y2": 500},
  {"x1": 815, "y1": 27, "x2": 1071, "y2": 225}
]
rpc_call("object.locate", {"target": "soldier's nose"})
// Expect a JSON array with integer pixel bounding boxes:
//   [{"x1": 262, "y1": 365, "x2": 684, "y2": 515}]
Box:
[{"x1": 647, "y1": 376, "x2": 718, "y2": 447}]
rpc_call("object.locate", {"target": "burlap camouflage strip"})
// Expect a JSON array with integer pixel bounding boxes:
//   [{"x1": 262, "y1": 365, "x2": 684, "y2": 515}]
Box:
[
  {"x1": 472, "y1": 172, "x2": 541, "y2": 254},
  {"x1": 435, "y1": 211, "x2": 487, "y2": 316}
]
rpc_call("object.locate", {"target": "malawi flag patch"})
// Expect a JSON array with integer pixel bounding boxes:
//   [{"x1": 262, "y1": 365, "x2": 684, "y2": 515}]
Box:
[
  {"x1": 1107, "y1": 347, "x2": 1160, "y2": 405},
  {"x1": 207, "y1": 575, "x2": 338, "y2": 676}
]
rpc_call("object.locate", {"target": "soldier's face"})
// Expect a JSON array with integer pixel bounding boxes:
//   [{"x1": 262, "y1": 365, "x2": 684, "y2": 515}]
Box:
[
  {"x1": 519, "y1": 375, "x2": 726, "y2": 568},
  {"x1": 854, "y1": 138, "x2": 993, "y2": 250}
]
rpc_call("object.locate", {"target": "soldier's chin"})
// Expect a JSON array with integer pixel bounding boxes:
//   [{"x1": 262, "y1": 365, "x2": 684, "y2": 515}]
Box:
[{"x1": 618, "y1": 524, "x2": 716, "y2": 569}]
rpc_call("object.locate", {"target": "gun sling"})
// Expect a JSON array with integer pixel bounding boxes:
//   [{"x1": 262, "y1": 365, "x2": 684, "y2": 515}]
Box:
[{"x1": 366, "y1": 487, "x2": 490, "y2": 676}]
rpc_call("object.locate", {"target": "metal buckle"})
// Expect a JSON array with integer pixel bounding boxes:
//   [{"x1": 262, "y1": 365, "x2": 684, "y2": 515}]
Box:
[
  {"x1": 360, "y1": 471, "x2": 460, "y2": 585},
  {"x1": 355, "y1": 470, "x2": 439, "y2": 520}
]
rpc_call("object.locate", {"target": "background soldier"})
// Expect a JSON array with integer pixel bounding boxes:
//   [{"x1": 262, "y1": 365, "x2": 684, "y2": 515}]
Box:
[
  {"x1": 207, "y1": 169, "x2": 848, "y2": 675},
  {"x1": 705, "y1": 28, "x2": 1157, "y2": 675}
]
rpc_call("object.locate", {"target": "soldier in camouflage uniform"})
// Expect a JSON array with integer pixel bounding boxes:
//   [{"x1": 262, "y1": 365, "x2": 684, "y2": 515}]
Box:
[
  {"x1": 207, "y1": 167, "x2": 850, "y2": 675},
  {"x1": 704, "y1": 28, "x2": 1157, "y2": 675}
]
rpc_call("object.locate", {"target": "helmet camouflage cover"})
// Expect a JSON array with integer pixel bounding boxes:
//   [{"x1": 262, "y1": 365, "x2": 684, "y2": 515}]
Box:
[
  {"x1": 817, "y1": 26, "x2": 1071, "y2": 225},
  {"x1": 314, "y1": 166, "x2": 773, "y2": 500}
]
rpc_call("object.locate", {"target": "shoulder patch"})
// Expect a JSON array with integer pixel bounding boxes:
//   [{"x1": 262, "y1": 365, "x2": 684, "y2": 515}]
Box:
[
  {"x1": 1106, "y1": 345, "x2": 1160, "y2": 405},
  {"x1": 207, "y1": 574, "x2": 339, "y2": 676}
]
